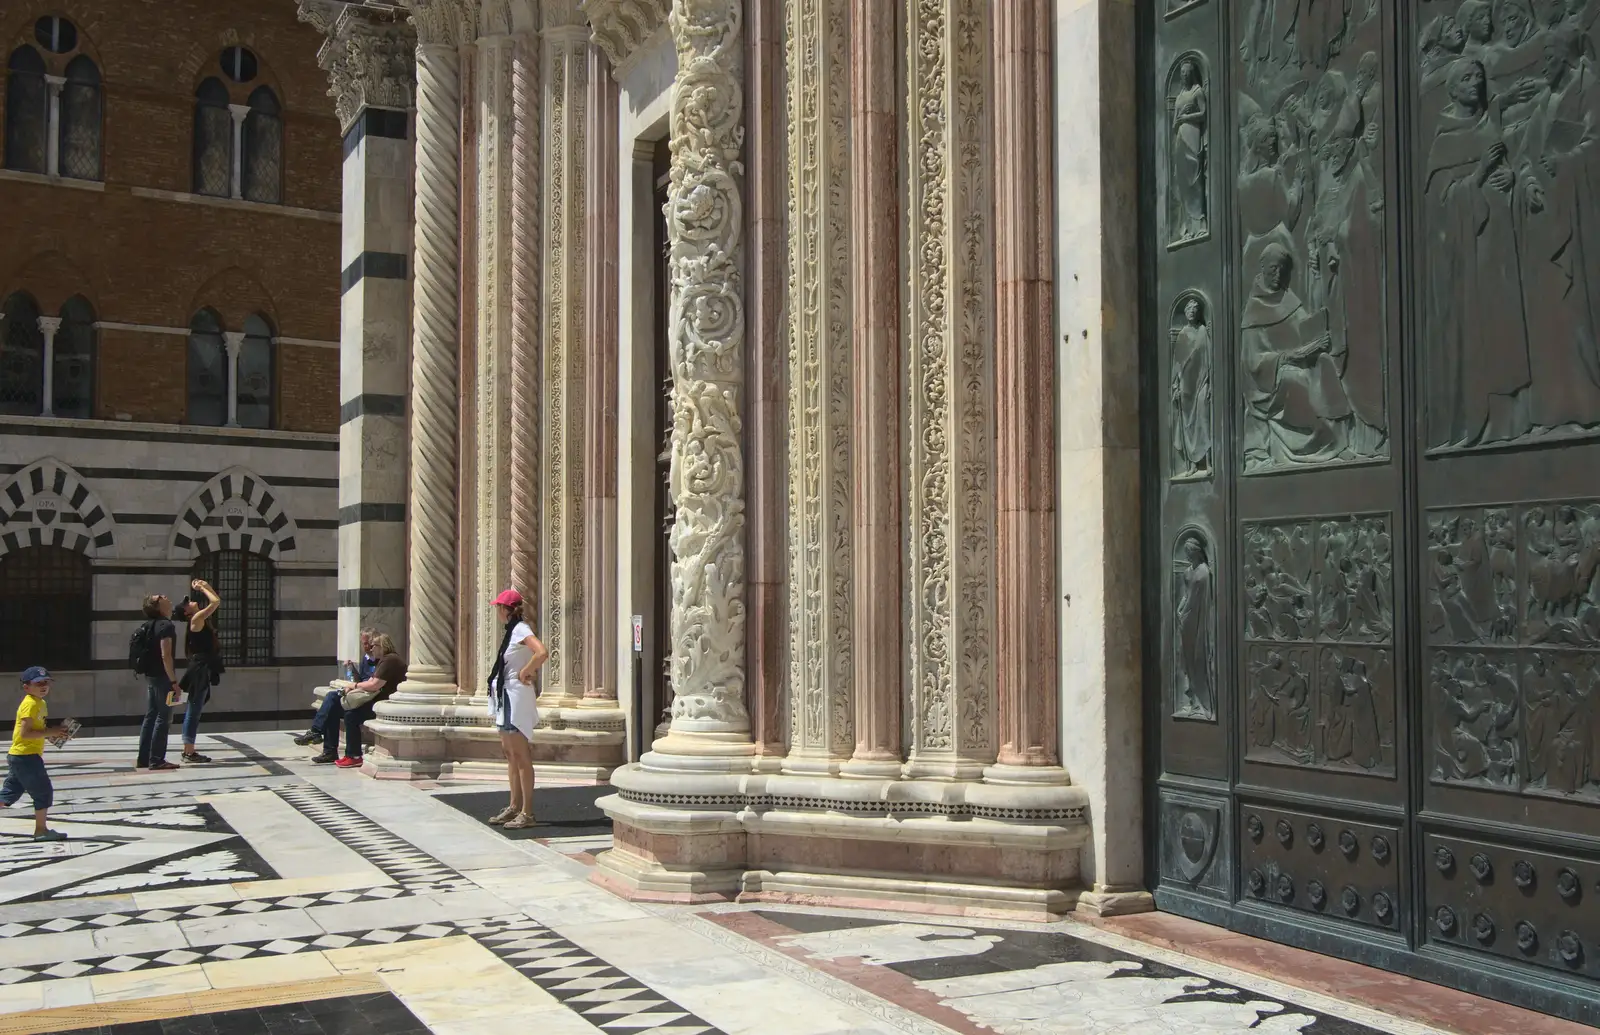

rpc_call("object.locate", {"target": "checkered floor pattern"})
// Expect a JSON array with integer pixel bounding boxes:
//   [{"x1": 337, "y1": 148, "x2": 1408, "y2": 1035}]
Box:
[
  {"x1": 274, "y1": 784, "x2": 475, "y2": 894},
  {"x1": 0, "y1": 919, "x2": 496, "y2": 986},
  {"x1": 464, "y1": 916, "x2": 725, "y2": 1035},
  {"x1": 49, "y1": 785, "x2": 284, "y2": 810},
  {"x1": 0, "y1": 886, "x2": 424, "y2": 938}
]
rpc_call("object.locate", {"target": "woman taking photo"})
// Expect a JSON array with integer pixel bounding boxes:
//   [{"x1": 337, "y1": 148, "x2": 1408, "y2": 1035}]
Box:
[
  {"x1": 177, "y1": 578, "x2": 222, "y2": 764},
  {"x1": 486, "y1": 589, "x2": 547, "y2": 829}
]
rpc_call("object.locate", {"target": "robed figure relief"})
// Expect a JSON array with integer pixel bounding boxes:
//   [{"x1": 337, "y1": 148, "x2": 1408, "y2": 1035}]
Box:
[
  {"x1": 1170, "y1": 293, "x2": 1214, "y2": 479},
  {"x1": 1321, "y1": 647, "x2": 1389, "y2": 771},
  {"x1": 1173, "y1": 530, "x2": 1217, "y2": 721},
  {"x1": 1168, "y1": 56, "x2": 1211, "y2": 246}
]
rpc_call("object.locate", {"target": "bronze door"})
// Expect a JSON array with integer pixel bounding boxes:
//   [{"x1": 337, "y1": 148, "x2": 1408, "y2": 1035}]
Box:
[{"x1": 1145, "y1": 1, "x2": 1600, "y2": 1022}]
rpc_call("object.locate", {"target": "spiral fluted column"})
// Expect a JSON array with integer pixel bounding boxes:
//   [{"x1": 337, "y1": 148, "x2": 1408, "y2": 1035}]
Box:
[
  {"x1": 396, "y1": 36, "x2": 463, "y2": 696},
  {"x1": 509, "y1": 31, "x2": 541, "y2": 606}
]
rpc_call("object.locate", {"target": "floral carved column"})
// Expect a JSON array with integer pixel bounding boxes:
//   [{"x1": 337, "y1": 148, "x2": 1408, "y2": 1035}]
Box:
[
  {"x1": 986, "y1": 0, "x2": 1067, "y2": 786},
  {"x1": 904, "y1": 0, "x2": 996, "y2": 781},
  {"x1": 782, "y1": 0, "x2": 854, "y2": 776},
  {"x1": 645, "y1": 0, "x2": 754, "y2": 766}
]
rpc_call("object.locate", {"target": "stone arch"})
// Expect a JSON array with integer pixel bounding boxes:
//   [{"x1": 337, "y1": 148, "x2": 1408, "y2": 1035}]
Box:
[
  {"x1": 176, "y1": 27, "x2": 305, "y2": 112},
  {"x1": 0, "y1": 457, "x2": 116, "y2": 560},
  {"x1": 168, "y1": 466, "x2": 298, "y2": 561},
  {"x1": 3, "y1": 4, "x2": 108, "y2": 70},
  {"x1": 2, "y1": 249, "x2": 96, "y2": 314}
]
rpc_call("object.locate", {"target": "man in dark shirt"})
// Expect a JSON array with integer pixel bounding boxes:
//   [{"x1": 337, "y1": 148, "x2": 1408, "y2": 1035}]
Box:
[
  {"x1": 311, "y1": 634, "x2": 406, "y2": 768},
  {"x1": 135, "y1": 594, "x2": 180, "y2": 771}
]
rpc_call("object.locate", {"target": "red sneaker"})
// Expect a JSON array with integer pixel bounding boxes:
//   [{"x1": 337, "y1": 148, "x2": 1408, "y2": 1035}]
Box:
[{"x1": 335, "y1": 756, "x2": 363, "y2": 769}]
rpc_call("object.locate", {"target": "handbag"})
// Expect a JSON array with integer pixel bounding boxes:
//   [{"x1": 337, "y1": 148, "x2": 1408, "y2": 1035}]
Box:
[{"x1": 341, "y1": 686, "x2": 379, "y2": 710}]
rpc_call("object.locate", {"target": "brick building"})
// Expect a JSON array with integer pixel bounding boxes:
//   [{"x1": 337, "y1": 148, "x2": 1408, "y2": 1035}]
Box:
[{"x1": 0, "y1": 0, "x2": 342, "y2": 729}]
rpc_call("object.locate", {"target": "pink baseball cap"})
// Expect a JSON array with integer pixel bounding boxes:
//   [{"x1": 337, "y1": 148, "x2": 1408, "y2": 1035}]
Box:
[{"x1": 492, "y1": 589, "x2": 523, "y2": 607}]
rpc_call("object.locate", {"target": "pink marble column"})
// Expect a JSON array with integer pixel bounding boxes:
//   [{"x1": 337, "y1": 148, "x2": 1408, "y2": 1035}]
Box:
[
  {"x1": 744, "y1": 0, "x2": 786, "y2": 759},
  {"x1": 455, "y1": 45, "x2": 480, "y2": 692},
  {"x1": 842, "y1": 0, "x2": 902, "y2": 778},
  {"x1": 987, "y1": 0, "x2": 1065, "y2": 783},
  {"x1": 582, "y1": 43, "x2": 621, "y2": 703},
  {"x1": 510, "y1": 34, "x2": 541, "y2": 607}
]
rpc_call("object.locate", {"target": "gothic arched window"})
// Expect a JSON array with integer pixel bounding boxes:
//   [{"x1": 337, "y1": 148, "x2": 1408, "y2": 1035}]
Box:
[
  {"x1": 193, "y1": 77, "x2": 232, "y2": 198},
  {"x1": 237, "y1": 313, "x2": 274, "y2": 429},
  {"x1": 58, "y1": 54, "x2": 102, "y2": 180},
  {"x1": 0, "y1": 293, "x2": 44, "y2": 416},
  {"x1": 241, "y1": 86, "x2": 282, "y2": 204},
  {"x1": 4, "y1": 46, "x2": 48, "y2": 174},
  {"x1": 54, "y1": 296, "x2": 95, "y2": 419},
  {"x1": 188, "y1": 308, "x2": 227, "y2": 426}
]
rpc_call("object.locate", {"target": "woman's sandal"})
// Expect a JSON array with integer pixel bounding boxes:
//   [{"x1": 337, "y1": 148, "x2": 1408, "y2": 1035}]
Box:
[
  {"x1": 488, "y1": 805, "x2": 518, "y2": 826},
  {"x1": 502, "y1": 812, "x2": 537, "y2": 830}
]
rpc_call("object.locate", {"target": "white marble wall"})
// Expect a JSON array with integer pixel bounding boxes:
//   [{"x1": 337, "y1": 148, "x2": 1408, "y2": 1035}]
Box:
[{"x1": 0, "y1": 418, "x2": 338, "y2": 729}]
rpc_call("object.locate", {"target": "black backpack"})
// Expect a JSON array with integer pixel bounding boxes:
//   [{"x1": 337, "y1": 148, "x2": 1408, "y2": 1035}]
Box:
[{"x1": 128, "y1": 620, "x2": 155, "y2": 675}]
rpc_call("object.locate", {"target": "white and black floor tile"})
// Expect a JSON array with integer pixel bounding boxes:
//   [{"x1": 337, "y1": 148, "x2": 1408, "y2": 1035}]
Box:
[{"x1": 272, "y1": 784, "x2": 474, "y2": 894}]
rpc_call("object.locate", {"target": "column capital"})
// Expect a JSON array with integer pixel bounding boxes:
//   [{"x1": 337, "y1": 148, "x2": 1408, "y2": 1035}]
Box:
[
  {"x1": 222, "y1": 330, "x2": 246, "y2": 358},
  {"x1": 301, "y1": 3, "x2": 418, "y2": 132},
  {"x1": 36, "y1": 316, "x2": 61, "y2": 336},
  {"x1": 43, "y1": 74, "x2": 65, "y2": 90},
  {"x1": 228, "y1": 102, "x2": 252, "y2": 122},
  {"x1": 580, "y1": 0, "x2": 670, "y2": 76},
  {"x1": 406, "y1": 0, "x2": 480, "y2": 47}
]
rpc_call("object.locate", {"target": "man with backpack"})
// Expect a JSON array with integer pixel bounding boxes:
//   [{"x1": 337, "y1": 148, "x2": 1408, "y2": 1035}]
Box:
[{"x1": 131, "y1": 594, "x2": 180, "y2": 772}]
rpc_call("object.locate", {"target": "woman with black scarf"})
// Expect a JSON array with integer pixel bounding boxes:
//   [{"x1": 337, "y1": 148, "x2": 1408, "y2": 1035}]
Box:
[{"x1": 487, "y1": 589, "x2": 548, "y2": 829}]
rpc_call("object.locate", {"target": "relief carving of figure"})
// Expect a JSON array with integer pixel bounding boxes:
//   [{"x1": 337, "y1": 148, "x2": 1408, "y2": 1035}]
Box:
[
  {"x1": 1523, "y1": 652, "x2": 1594, "y2": 793},
  {"x1": 1523, "y1": 502, "x2": 1600, "y2": 645},
  {"x1": 1433, "y1": 650, "x2": 1521, "y2": 787},
  {"x1": 1241, "y1": 244, "x2": 1383, "y2": 469},
  {"x1": 1244, "y1": 522, "x2": 1316, "y2": 640},
  {"x1": 1173, "y1": 531, "x2": 1217, "y2": 720},
  {"x1": 1423, "y1": 57, "x2": 1537, "y2": 448},
  {"x1": 1170, "y1": 294, "x2": 1213, "y2": 479},
  {"x1": 1317, "y1": 517, "x2": 1393, "y2": 642},
  {"x1": 1427, "y1": 509, "x2": 1518, "y2": 643},
  {"x1": 1168, "y1": 57, "x2": 1210, "y2": 244},
  {"x1": 1321, "y1": 647, "x2": 1387, "y2": 770},
  {"x1": 1248, "y1": 647, "x2": 1315, "y2": 762}
]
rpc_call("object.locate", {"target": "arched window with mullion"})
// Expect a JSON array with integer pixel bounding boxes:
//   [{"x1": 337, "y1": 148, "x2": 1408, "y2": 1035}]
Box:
[
  {"x1": 4, "y1": 46, "x2": 48, "y2": 174},
  {"x1": 58, "y1": 55, "x2": 102, "y2": 181},
  {"x1": 193, "y1": 77, "x2": 232, "y2": 198},
  {"x1": 55, "y1": 296, "x2": 95, "y2": 419},
  {"x1": 241, "y1": 86, "x2": 281, "y2": 204},
  {"x1": 0, "y1": 293, "x2": 44, "y2": 416},
  {"x1": 237, "y1": 314, "x2": 274, "y2": 429},
  {"x1": 187, "y1": 309, "x2": 227, "y2": 426}
]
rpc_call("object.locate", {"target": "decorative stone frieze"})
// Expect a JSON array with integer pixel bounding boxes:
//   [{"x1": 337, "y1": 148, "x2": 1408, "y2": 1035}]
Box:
[
  {"x1": 647, "y1": 0, "x2": 753, "y2": 761},
  {"x1": 540, "y1": 2, "x2": 592, "y2": 705},
  {"x1": 903, "y1": 0, "x2": 996, "y2": 780},
  {"x1": 782, "y1": 0, "x2": 853, "y2": 774},
  {"x1": 580, "y1": 0, "x2": 671, "y2": 77}
]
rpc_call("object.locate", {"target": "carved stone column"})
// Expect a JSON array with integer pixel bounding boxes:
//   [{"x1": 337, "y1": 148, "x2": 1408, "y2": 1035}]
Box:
[
  {"x1": 474, "y1": 7, "x2": 516, "y2": 697},
  {"x1": 903, "y1": 0, "x2": 996, "y2": 781},
  {"x1": 509, "y1": 26, "x2": 541, "y2": 606},
  {"x1": 539, "y1": 1, "x2": 590, "y2": 707},
  {"x1": 581, "y1": 41, "x2": 621, "y2": 705},
  {"x1": 301, "y1": 2, "x2": 417, "y2": 665},
  {"x1": 37, "y1": 317, "x2": 59, "y2": 418},
  {"x1": 389, "y1": 0, "x2": 466, "y2": 703},
  {"x1": 841, "y1": 0, "x2": 902, "y2": 779},
  {"x1": 782, "y1": 0, "x2": 853, "y2": 776},
  {"x1": 644, "y1": 0, "x2": 754, "y2": 767},
  {"x1": 986, "y1": 0, "x2": 1068, "y2": 787}
]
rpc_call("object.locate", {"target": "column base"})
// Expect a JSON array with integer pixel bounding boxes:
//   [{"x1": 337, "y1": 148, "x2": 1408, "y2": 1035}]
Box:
[
  {"x1": 982, "y1": 762, "x2": 1072, "y2": 786},
  {"x1": 592, "y1": 765, "x2": 1091, "y2": 922},
  {"x1": 839, "y1": 755, "x2": 903, "y2": 780},
  {"x1": 1075, "y1": 883, "x2": 1156, "y2": 918},
  {"x1": 365, "y1": 694, "x2": 626, "y2": 780}
]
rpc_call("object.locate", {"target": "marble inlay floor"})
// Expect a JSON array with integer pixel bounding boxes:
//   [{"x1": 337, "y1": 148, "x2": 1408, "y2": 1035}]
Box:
[{"x1": 0, "y1": 733, "x2": 1547, "y2": 1035}]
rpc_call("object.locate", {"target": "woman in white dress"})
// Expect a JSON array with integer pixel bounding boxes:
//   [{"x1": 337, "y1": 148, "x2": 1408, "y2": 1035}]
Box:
[{"x1": 487, "y1": 589, "x2": 548, "y2": 829}]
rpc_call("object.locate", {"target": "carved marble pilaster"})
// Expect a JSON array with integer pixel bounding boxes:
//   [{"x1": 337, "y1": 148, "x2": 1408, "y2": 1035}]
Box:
[
  {"x1": 644, "y1": 0, "x2": 753, "y2": 766},
  {"x1": 474, "y1": 26, "x2": 516, "y2": 698},
  {"x1": 300, "y1": 2, "x2": 417, "y2": 132},
  {"x1": 843, "y1": 0, "x2": 902, "y2": 778},
  {"x1": 580, "y1": 0, "x2": 671, "y2": 78},
  {"x1": 540, "y1": 4, "x2": 591, "y2": 707},
  {"x1": 582, "y1": 42, "x2": 621, "y2": 705},
  {"x1": 509, "y1": 31, "x2": 542, "y2": 611},
  {"x1": 390, "y1": 1, "x2": 468, "y2": 699},
  {"x1": 903, "y1": 0, "x2": 996, "y2": 781},
  {"x1": 987, "y1": 0, "x2": 1067, "y2": 786},
  {"x1": 782, "y1": 0, "x2": 853, "y2": 775}
]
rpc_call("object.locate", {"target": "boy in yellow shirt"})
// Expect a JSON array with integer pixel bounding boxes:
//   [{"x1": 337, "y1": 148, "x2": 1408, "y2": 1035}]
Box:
[{"x1": 2, "y1": 666, "x2": 68, "y2": 841}]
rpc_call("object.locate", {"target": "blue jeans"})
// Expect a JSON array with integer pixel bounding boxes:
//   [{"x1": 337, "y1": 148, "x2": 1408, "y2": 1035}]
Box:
[
  {"x1": 182, "y1": 685, "x2": 210, "y2": 744},
  {"x1": 136, "y1": 677, "x2": 173, "y2": 767},
  {"x1": 310, "y1": 688, "x2": 343, "y2": 734},
  {"x1": 1, "y1": 753, "x2": 52, "y2": 811},
  {"x1": 317, "y1": 693, "x2": 376, "y2": 759}
]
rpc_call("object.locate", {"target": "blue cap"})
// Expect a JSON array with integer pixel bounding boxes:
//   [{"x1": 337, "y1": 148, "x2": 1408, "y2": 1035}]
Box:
[{"x1": 21, "y1": 666, "x2": 51, "y2": 684}]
